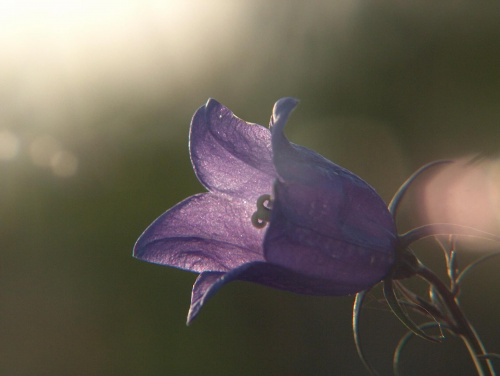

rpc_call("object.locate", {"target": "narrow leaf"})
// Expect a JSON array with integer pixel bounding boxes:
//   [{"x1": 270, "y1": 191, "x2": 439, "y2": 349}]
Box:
[
  {"x1": 456, "y1": 251, "x2": 500, "y2": 285},
  {"x1": 353, "y1": 289, "x2": 380, "y2": 376},
  {"x1": 388, "y1": 160, "x2": 452, "y2": 220},
  {"x1": 383, "y1": 279, "x2": 443, "y2": 343},
  {"x1": 477, "y1": 353, "x2": 500, "y2": 360},
  {"x1": 394, "y1": 323, "x2": 450, "y2": 376},
  {"x1": 399, "y1": 223, "x2": 500, "y2": 249}
]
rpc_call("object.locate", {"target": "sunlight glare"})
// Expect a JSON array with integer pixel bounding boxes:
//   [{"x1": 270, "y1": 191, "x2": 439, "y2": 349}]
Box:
[
  {"x1": 421, "y1": 158, "x2": 500, "y2": 250},
  {"x1": 29, "y1": 135, "x2": 62, "y2": 167},
  {"x1": 51, "y1": 150, "x2": 79, "y2": 177},
  {"x1": 0, "y1": 130, "x2": 21, "y2": 160},
  {"x1": 0, "y1": 0, "x2": 243, "y2": 129}
]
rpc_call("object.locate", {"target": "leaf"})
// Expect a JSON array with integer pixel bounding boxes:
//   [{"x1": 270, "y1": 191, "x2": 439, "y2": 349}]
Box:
[
  {"x1": 352, "y1": 289, "x2": 380, "y2": 376},
  {"x1": 477, "y1": 353, "x2": 500, "y2": 361},
  {"x1": 456, "y1": 251, "x2": 500, "y2": 285},
  {"x1": 393, "y1": 281, "x2": 445, "y2": 323},
  {"x1": 388, "y1": 160, "x2": 452, "y2": 220},
  {"x1": 399, "y1": 223, "x2": 500, "y2": 249},
  {"x1": 436, "y1": 235, "x2": 459, "y2": 289},
  {"x1": 393, "y1": 323, "x2": 450, "y2": 376},
  {"x1": 383, "y1": 279, "x2": 443, "y2": 343}
]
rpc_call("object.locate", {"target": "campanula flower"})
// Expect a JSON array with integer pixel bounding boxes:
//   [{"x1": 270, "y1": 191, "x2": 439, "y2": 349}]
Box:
[{"x1": 134, "y1": 98, "x2": 398, "y2": 324}]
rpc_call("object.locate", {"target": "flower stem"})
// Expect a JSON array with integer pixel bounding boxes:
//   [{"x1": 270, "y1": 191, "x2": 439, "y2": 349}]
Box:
[{"x1": 416, "y1": 264, "x2": 495, "y2": 376}]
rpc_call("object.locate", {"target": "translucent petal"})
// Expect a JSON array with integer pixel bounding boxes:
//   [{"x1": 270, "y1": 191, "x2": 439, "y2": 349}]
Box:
[
  {"x1": 187, "y1": 261, "x2": 376, "y2": 324},
  {"x1": 190, "y1": 99, "x2": 276, "y2": 202},
  {"x1": 188, "y1": 271, "x2": 224, "y2": 325},
  {"x1": 263, "y1": 180, "x2": 396, "y2": 293},
  {"x1": 271, "y1": 97, "x2": 380, "y2": 190},
  {"x1": 133, "y1": 193, "x2": 265, "y2": 273},
  {"x1": 265, "y1": 98, "x2": 397, "y2": 291}
]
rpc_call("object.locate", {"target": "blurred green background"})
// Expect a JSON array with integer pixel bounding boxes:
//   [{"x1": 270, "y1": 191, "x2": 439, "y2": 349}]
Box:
[{"x1": 1, "y1": 1, "x2": 499, "y2": 375}]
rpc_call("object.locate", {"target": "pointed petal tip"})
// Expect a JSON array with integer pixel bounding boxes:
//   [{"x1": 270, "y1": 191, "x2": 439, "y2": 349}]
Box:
[
  {"x1": 131, "y1": 249, "x2": 145, "y2": 261},
  {"x1": 186, "y1": 309, "x2": 197, "y2": 326},
  {"x1": 196, "y1": 98, "x2": 232, "y2": 123},
  {"x1": 205, "y1": 97, "x2": 221, "y2": 109},
  {"x1": 132, "y1": 235, "x2": 145, "y2": 260},
  {"x1": 186, "y1": 295, "x2": 200, "y2": 325},
  {"x1": 275, "y1": 96, "x2": 300, "y2": 108},
  {"x1": 186, "y1": 300, "x2": 204, "y2": 325},
  {"x1": 191, "y1": 99, "x2": 222, "y2": 120}
]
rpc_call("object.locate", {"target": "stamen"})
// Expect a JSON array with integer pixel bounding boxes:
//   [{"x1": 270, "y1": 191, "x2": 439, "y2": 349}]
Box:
[
  {"x1": 251, "y1": 194, "x2": 272, "y2": 229},
  {"x1": 251, "y1": 212, "x2": 267, "y2": 228}
]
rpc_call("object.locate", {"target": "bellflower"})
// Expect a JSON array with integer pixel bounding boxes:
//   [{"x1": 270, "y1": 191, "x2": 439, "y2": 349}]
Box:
[
  {"x1": 134, "y1": 99, "x2": 500, "y2": 375},
  {"x1": 134, "y1": 98, "x2": 398, "y2": 324}
]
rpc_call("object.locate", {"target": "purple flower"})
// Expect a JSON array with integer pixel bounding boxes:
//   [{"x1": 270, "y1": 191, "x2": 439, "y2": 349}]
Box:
[{"x1": 134, "y1": 98, "x2": 397, "y2": 324}]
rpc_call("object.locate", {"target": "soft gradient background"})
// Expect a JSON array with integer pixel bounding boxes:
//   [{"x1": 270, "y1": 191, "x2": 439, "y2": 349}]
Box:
[{"x1": 1, "y1": 1, "x2": 499, "y2": 375}]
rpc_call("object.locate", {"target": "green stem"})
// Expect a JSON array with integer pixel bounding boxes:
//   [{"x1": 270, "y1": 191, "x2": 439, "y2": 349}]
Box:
[{"x1": 416, "y1": 264, "x2": 495, "y2": 376}]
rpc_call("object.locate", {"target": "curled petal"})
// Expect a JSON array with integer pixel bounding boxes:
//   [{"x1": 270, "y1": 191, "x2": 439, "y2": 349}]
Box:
[
  {"x1": 270, "y1": 97, "x2": 377, "y2": 192},
  {"x1": 269, "y1": 97, "x2": 299, "y2": 152},
  {"x1": 190, "y1": 99, "x2": 276, "y2": 202},
  {"x1": 271, "y1": 98, "x2": 339, "y2": 186},
  {"x1": 188, "y1": 271, "x2": 225, "y2": 325},
  {"x1": 187, "y1": 261, "x2": 377, "y2": 324},
  {"x1": 133, "y1": 193, "x2": 265, "y2": 273}
]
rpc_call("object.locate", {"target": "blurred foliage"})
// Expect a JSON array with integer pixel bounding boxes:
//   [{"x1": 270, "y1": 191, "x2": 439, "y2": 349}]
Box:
[{"x1": 1, "y1": 1, "x2": 499, "y2": 375}]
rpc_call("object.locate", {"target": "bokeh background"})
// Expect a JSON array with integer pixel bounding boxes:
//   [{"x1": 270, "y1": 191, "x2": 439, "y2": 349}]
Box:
[{"x1": 1, "y1": 1, "x2": 499, "y2": 375}]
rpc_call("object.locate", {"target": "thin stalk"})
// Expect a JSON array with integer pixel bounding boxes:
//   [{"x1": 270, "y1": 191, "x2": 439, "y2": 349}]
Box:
[
  {"x1": 400, "y1": 224, "x2": 500, "y2": 250},
  {"x1": 352, "y1": 290, "x2": 380, "y2": 376},
  {"x1": 388, "y1": 160, "x2": 452, "y2": 221},
  {"x1": 416, "y1": 264, "x2": 495, "y2": 376}
]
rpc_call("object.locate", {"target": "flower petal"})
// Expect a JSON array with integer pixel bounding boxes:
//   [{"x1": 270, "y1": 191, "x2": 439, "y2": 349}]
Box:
[
  {"x1": 133, "y1": 193, "x2": 265, "y2": 273},
  {"x1": 270, "y1": 97, "x2": 377, "y2": 191},
  {"x1": 187, "y1": 271, "x2": 225, "y2": 325},
  {"x1": 187, "y1": 261, "x2": 377, "y2": 324},
  {"x1": 266, "y1": 98, "x2": 397, "y2": 292},
  {"x1": 263, "y1": 180, "x2": 397, "y2": 293},
  {"x1": 190, "y1": 99, "x2": 276, "y2": 202}
]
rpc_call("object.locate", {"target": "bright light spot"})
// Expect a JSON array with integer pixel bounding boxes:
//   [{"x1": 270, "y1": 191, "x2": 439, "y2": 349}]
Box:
[
  {"x1": 0, "y1": 0, "x2": 245, "y2": 130},
  {"x1": 0, "y1": 130, "x2": 20, "y2": 160},
  {"x1": 51, "y1": 150, "x2": 78, "y2": 177},
  {"x1": 420, "y1": 158, "x2": 500, "y2": 250},
  {"x1": 29, "y1": 135, "x2": 61, "y2": 167}
]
